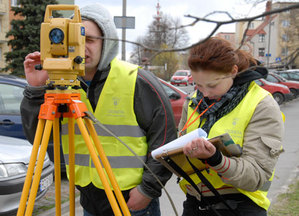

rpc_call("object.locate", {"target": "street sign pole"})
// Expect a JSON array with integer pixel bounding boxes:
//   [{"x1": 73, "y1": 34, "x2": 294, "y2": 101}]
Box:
[
  {"x1": 122, "y1": 0, "x2": 126, "y2": 61},
  {"x1": 114, "y1": 0, "x2": 135, "y2": 61}
]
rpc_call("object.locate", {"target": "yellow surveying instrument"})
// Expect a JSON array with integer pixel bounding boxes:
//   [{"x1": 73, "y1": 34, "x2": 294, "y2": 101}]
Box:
[{"x1": 17, "y1": 5, "x2": 130, "y2": 216}]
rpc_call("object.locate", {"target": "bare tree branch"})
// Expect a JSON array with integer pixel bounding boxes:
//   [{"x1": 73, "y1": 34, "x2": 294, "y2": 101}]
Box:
[
  {"x1": 96, "y1": 3, "x2": 299, "y2": 68},
  {"x1": 101, "y1": 3, "x2": 299, "y2": 55}
]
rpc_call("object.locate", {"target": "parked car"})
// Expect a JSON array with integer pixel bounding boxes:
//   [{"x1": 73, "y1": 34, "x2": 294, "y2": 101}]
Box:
[
  {"x1": 159, "y1": 79, "x2": 188, "y2": 127},
  {"x1": 255, "y1": 79, "x2": 293, "y2": 105},
  {"x1": 0, "y1": 74, "x2": 27, "y2": 139},
  {"x1": 0, "y1": 74, "x2": 65, "y2": 172},
  {"x1": 0, "y1": 74, "x2": 187, "y2": 159},
  {"x1": 170, "y1": 70, "x2": 193, "y2": 86},
  {"x1": 286, "y1": 69, "x2": 299, "y2": 75},
  {"x1": 0, "y1": 135, "x2": 54, "y2": 215},
  {"x1": 266, "y1": 72, "x2": 299, "y2": 97},
  {"x1": 274, "y1": 70, "x2": 299, "y2": 82}
]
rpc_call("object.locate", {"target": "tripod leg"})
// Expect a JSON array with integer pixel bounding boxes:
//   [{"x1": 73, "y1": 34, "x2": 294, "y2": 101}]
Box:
[
  {"x1": 53, "y1": 118, "x2": 61, "y2": 215},
  {"x1": 17, "y1": 119, "x2": 46, "y2": 216},
  {"x1": 85, "y1": 118, "x2": 131, "y2": 216},
  {"x1": 24, "y1": 120, "x2": 53, "y2": 216},
  {"x1": 76, "y1": 117, "x2": 123, "y2": 216},
  {"x1": 68, "y1": 117, "x2": 76, "y2": 216}
]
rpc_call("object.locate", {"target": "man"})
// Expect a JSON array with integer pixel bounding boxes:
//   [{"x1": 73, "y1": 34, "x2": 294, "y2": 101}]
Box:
[{"x1": 21, "y1": 3, "x2": 177, "y2": 215}]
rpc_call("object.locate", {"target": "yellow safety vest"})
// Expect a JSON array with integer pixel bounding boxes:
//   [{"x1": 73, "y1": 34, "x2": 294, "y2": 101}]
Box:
[
  {"x1": 61, "y1": 58, "x2": 147, "y2": 190},
  {"x1": 179, "y1": 82, "x2": 275, "y2": 210}
]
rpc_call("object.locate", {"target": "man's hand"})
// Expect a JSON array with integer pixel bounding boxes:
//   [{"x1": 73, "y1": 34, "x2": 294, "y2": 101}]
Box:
[
  {"x1": 24, "y1": 51, "x2": 48, "y2": 86},
  {"x1": 126, "y1": 187, "x2": 151, "y2": 211},
  {"x1": 183, "y1": 137, "x2": 216, "y2": 159}
]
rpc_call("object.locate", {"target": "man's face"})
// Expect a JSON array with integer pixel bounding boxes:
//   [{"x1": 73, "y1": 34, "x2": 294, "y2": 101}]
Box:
[{"x1": 83, "y1": 20, "x2": 103, "y2": 74}]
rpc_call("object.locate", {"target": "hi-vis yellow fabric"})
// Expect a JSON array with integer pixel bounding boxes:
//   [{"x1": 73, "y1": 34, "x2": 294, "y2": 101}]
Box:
[
  {"x1": 179, "y1": 82, "x2": 275, "y2": 210},
  {"x1": 61, "y1": 58, "x2": 147, "y2": 190}
]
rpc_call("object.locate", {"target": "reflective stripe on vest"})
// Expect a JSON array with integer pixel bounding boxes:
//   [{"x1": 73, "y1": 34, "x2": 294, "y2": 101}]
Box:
[
  {"x1": 61, "y1": 58, "x2": 147, "y2": 190},
  {"x1": 63, "y1": 154, "x2": 146, "y2": 168},
  {"x1": 61, "y1": 123, "x2": 144, "y2": 137},
  {"x1": 180, "y1": 82, "x2": 274, "y2": 210}
]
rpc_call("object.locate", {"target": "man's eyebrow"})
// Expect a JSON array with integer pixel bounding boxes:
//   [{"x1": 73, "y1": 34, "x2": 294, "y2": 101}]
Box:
[{"x1": 86, "y1": 35, "x2": 103, "y2": 39}]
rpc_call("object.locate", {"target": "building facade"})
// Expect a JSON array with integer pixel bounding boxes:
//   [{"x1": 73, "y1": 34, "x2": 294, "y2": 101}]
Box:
[
  {"x1": 0, "y1": 0, "x2": 74, "y2": 71},
  {"x1": 215, "y1": 32, "x2": 236, "y2": 46},
  {"x1": 235, "y1": 1, "x2": 299, "y2": 69},
  {"x1": 0, "y1": 0, "x2": 9, "y2": 69}
]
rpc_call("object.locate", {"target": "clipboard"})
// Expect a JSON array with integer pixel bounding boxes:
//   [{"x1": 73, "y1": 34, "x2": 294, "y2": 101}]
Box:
[{"x1": 152, "y1": 132, "x2": 242, "y2": 177}]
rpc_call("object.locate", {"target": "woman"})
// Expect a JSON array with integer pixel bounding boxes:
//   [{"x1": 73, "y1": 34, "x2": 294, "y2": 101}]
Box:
[{"x1": 178, "y1": 37, "x2": 284, "y2": 216}]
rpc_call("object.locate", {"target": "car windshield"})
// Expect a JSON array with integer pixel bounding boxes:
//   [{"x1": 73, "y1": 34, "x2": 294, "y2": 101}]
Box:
[
  {"x1": 174, "y1": 71, "x2": 188, "y2": 76},
  {"x1": 275, "y1": 74, "x2": 288, "y2": 82},
  {"x1": 261, "y1": 79, "x2": 273, "y2": 85}
]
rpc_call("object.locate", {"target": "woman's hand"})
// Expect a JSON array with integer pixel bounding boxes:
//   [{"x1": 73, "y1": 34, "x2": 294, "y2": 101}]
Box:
[{"x1": 183, "y1": 137, "x2": 216, "y2": 159}]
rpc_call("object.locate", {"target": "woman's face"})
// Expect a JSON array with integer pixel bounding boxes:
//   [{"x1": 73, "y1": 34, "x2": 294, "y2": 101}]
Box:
[{"x1": 192, "y1": 66, "x2": 238, "y2": 100}]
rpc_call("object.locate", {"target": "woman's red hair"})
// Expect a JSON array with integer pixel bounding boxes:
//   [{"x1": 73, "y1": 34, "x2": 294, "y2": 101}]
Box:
[{"x1": 188, "y1": 37, "x2": 256, "y2": 74}]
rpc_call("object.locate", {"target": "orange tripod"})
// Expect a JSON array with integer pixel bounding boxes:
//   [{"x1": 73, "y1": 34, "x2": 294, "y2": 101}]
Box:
[{"x1": 17, "y1": 88, "x2": 131, "y2": 216}]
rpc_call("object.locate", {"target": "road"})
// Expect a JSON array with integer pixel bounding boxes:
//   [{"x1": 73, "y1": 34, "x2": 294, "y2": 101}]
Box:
[
  {"x1": 159, "y1": 88, "x2": 299, "y2": 215},
  {"x1": 36, "y1": 85, "x2": 299, "y2": 216},
  {"x1": 267, "y1": 97, "x2": 299, "y2": 202}
]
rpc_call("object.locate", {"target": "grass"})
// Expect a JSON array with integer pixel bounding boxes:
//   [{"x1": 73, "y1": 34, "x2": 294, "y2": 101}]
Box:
[{"x1": 268, "y1": 178, "x2": 299, "y2": 216}]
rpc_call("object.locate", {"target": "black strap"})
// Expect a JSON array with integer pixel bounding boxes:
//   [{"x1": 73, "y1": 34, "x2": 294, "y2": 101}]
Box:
[
  {"x1": 186, "y1": 156, "x2": 239, "y2": 216},
  {"x1": 165, "y1": 157, "x2": 222, "y2": 216}
]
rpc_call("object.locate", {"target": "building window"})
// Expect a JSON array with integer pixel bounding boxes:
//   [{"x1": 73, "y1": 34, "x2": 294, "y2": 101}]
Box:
[
  {"x1": 282, "y1": 34, "x2": 289, "y2": 42},
  {"x1": 11, "y1": 0, "x2": 19, "y2": 7},
  {"x1": 259, "y1": 48, "x2": 265, "y2": 57},
  {"x1": 249, "y1": 22, "x2": 254, "y2": 29},
  {"x1": 282, "y1": 47, "x2": 288, "y2": 56},
  {"x1": 224, "y1": 35, "x2": 230, "y2": 40},
  {"x1": 282, "y1": 20, "x2": 290, "y2": 27},
  {"x1": 258, "y1": 34, "x2": 265, "y2": 42}
]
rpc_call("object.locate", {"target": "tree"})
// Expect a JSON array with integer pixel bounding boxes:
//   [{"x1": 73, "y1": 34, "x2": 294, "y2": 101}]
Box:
[
  {"x1": 279, "y1": 4, "x2": 299, "y2": 69},
  {"x1": 130, "y1": 13, "x2": 189, "y2": 79},
  {"x1": 151, "y1": 44, "x2": 179, "y2": 80},
  {"x1": 4, "y1": 0, "x2": 59, "y2": 76}
]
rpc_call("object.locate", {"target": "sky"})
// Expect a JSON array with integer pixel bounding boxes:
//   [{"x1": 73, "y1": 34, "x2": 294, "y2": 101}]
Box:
[{"x1": 73, "y1": 0, "x2": 268, "y2": 59}]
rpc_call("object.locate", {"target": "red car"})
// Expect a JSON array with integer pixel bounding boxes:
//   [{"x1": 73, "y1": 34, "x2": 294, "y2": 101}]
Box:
[
  {"x1": 170, "y1": 70, "x2": 193, "y2": 86},
  {"x1": 255, "y1": 79, "x2": 293, "y2": 105},
  {"x1": 266, "y1": 72, "x2": 299, "y2": 97},
  {"x1": 159, "y1": 79, "x2": 188, "y2": 127}
]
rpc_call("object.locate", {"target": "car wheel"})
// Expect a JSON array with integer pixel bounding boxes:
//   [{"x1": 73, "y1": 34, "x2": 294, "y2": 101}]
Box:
[
  {"x1": 272, "y1": 92, "x2": 284, "y2": 105},
  {"x1": 290, "y1": 88, "x2": 297, "y2": 97}
]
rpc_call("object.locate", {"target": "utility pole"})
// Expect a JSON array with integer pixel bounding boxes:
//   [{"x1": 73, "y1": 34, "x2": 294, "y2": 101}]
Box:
[
  {"x1": 267, "y1": 20, "x2": 272, "y2": 67},
  {"x1": 122, "y1": 0, "x2": 126, "y2": 61},
  {"x1": 114, "y1": 0, "x2": 135, "y2": 61}
]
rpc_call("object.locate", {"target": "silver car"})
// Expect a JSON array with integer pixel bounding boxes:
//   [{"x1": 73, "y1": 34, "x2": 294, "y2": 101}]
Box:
[{"x1": 0, "y1": 135, "x2": 54, "y2": 215}]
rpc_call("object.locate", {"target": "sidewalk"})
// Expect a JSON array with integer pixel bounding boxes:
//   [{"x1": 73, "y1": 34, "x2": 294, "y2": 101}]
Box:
[
  {"x1": 32, "y1": 177, "x2": 81, "y2": 216},
  {"x1": 36, "y1": 98, "x2": 299, "y2": 215},
  {"x1": 36, "y1": 176, "x2": 184, "y2": 216},
  {"x1": 39, "y1": 196, "x2": 82, "y2": 216}
]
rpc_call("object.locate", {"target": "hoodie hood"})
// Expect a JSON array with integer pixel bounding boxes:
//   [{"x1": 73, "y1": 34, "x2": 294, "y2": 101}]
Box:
[
  {"x1": 234, "y1": 66, "x2": 268, "y2": 86},
  {"x1": 80, "y1": 3, "x2": 119, "y2": 71}
]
